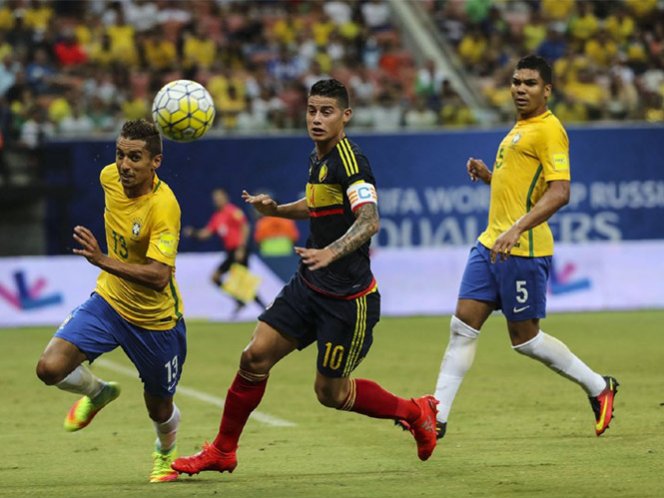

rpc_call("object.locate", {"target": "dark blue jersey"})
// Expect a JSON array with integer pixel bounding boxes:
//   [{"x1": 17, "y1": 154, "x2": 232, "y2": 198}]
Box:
[{"x1": 299, "y1": 137, "x2": 377, "y2": 298}]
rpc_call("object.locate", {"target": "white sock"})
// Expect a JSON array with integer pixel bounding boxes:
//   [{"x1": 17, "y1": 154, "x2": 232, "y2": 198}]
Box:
[
  {"x1": 513, "y1": 331, "x2": 606, "y2": 396},
  {"x1": 153, "y1": 404, "x2": 180, "y2": 453},
  {"x1": 434, "y1": 316, "x2": 480, "y2": 423},
  {"x1": 56, "y1": 364, "x2": 105, "y2": 398}
]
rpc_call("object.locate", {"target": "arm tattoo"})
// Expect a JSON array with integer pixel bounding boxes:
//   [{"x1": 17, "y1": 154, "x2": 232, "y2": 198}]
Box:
[{"x1": 327, "y1": 203, "x2": 379, "y2": 260}]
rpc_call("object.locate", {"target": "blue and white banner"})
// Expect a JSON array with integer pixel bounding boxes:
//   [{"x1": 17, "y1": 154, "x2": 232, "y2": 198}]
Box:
[
  {"x1": 2, "y1": 240, "x2": 663, "y2": 328},
  {"x1": 46, "y1": 125, "x2": 664, "y2": 256}
]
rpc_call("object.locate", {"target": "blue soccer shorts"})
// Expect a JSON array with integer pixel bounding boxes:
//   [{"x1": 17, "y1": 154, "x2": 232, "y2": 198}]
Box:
[
  {"x1": 259, "y1": 274, "x2": 380, "y2": 378},
  {"x1": 55, "y1": 293, "x2": 187, "y2": 398},
  {"x1": 458, "y1": 242, "x2": 551, "y2": 322}
]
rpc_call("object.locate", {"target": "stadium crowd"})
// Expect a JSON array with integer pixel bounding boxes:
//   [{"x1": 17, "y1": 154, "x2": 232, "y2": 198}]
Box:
[
  {"x1": 0, "y1": 0, "x2": 662, "y2": 160},
  {"x1": 433, "y1": 0, "x2": 664, "y2": 123}
]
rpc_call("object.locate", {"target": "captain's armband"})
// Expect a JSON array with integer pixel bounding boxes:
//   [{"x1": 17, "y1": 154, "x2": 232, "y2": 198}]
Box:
[{"x1": 346, "y1": 181, "x2": 378, "y2": 212}]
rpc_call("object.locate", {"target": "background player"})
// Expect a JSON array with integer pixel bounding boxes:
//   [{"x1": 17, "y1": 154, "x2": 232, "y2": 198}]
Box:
[
  {"x1": 172, "y1": 79, "x2": 439, "y2": 477},
  {"x1": 184, "y1": 188, "x2": 267, "y2": 315},
  {"x1": 408, "y1": 55, "x2": 618, "y2": 441},
  {"x1": 35, "y1": 119, "x2": 187, "y2": 483}
]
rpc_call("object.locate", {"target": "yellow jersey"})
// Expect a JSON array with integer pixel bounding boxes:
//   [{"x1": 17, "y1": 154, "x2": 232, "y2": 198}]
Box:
[
  {"x1": 95, "y1": 164, "x2": 184, "y2": 330},
  {"x1": 478, "y1": 110, "x2": 570, "y2": 257}
]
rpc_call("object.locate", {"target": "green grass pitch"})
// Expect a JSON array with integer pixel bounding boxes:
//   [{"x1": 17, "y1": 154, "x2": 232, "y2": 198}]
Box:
[{"x1": 1, "y1": 310, "x2": 663, "y2": 497}]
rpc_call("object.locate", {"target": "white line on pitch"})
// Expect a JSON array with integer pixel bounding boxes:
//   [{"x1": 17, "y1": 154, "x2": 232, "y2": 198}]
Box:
[{"x1": 95, "y1": 358, "x2": 296, "y2": 427}]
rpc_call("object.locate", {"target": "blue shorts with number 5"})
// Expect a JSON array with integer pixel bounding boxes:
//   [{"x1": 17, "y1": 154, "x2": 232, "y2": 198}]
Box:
[
  {"x1": 458, "y1": 242, "x2": 551, "y2": 321},
  {"x1": 55, "y1": 293, "x2": 187, "y2": 398}
]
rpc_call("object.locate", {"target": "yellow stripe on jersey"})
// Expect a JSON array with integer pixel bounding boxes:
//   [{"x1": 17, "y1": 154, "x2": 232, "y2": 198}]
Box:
[
  {"x1": 305, "y1": 182, "x2": 343, "y2": 208},
  {"x1": 343, "y1": 296, "x2": 367, "y2": 377},
  {"x1": 337, "y1": 138, "x2": 359, "y2": 177},
  {"x1": 525, "y1": 165, "x2": 543, "y2": 257}
]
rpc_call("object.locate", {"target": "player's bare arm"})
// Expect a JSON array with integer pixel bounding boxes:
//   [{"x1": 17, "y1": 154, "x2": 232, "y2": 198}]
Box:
[
  {"x1": 296, "y1": 203, "x2": 379, "y2": 271},
  {"x1": 490, "y1": 180, "x2": 570, "y2": 262},
  {"x1": 467, "y1": 157, "x2": 492, "y2": 184},
  {"x1": 184, "y1": 226, "x2": 212, "y2": 240},
  {"x1": 72, "y1": 225, "x2": 172, "y2": 291},
  {"x1": 242, "y1": 190, "x2": 309, "y2": 219}
]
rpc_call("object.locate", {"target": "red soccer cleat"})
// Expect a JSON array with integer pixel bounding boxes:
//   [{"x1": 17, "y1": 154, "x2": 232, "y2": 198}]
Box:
[
  {"x1": 408, "y1": 395, "x2": 439, "y2": 461},
  {"x1": 171, "y1": 442, "x2": 238, "y2": 476},
  {"x1": 589, "y1": 376, "x2": 619, "y2": 436}
]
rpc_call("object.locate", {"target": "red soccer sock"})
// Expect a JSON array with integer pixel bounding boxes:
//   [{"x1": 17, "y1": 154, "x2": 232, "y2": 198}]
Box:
[
  {"x1": 342, "y1": 378, "x2": 420, "y2": 422},
  {"x1": 213, "y1": 370, "x2": 268, "y2": 453}
]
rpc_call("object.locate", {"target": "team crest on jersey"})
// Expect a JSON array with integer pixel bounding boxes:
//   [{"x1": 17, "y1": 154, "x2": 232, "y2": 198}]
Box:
[
  {"x1": 131, "y1": 219, "x2": 142, "y2": 238},
  {"x1": 319, "y1": 163, "x2": 328, "y2": 182},
  {"x1": 512, "y1": 133, "x2": 521, "y2": 145}
]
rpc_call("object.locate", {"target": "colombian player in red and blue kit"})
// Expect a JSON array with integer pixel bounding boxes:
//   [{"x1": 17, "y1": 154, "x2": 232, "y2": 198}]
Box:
[{"x1": 172, "y1": 80, "x2": 439, "y2": 477}]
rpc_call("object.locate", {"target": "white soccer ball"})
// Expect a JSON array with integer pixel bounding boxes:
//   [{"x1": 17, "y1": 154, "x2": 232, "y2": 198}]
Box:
[{"x1": 151, "y1": 79, "x2": 216, "y2": 142}]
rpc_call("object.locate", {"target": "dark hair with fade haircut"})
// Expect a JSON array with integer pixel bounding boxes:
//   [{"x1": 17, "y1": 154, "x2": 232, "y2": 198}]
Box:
[
  {"x1": 516, "y1": 55, "x2": 553, "y2": 85},
  {"x1": 309, "y1": 79, "x2": 350, "y2": 109},
  {"x1": 120, "y1": 119, "x2": 162, "y2": 157}
]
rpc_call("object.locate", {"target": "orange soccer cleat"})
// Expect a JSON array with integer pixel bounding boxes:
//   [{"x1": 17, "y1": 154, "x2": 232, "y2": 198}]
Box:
[
  {"x1": 589, "y1": 376, "x2": 619, "y2": 436},
  {"x1": 407, "y1": 395, "x2": 439, "y2": 461},
  {"x1": 171, "y1": 442, "x2": 238, "y2": 476}
]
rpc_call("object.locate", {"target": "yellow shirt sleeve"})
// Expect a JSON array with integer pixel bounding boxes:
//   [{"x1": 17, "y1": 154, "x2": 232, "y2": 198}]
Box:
[
  {"x1": 537, "y1": 120, "x2": 571, "y2": 182},
  {"x1": 146, "y1": 195, "x2": 181, "y2": 267}
]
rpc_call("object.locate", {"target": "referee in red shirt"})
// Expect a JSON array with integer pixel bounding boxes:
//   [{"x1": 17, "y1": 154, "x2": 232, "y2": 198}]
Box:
[{"x1": 184, "y1": 188, "x2": 266, "y2": 313}]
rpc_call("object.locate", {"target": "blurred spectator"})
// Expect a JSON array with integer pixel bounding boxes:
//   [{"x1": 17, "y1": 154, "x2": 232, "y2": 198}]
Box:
[
  {"x1": 553, "y1": 94, "x2": 588, "y2": 124},
  {"x1": 217, "y1": 82, "x2": 246, "y2": 130},
  {"x1": 605, "y1": 5, "x2": 635, "y2": 44},
  {"x1": 25, "y1": 47, "x2": 55, "y2": 94},
  {"x1": 20, "y1": 106, "x2": 54, "y2": 149},
  {"x1": 404, "y1": 96, "x2": 438, "y2": 129},
  {"x1": 537, "y1": 23, "x2": 567, "y2": 63},
  {"x1": 458, "y1": 26, "x2": 488, "y2": 70},
  {"x1": 125, "y1": 0, "x2": 159, "y2": 33},
  {"x1": 440, "y1": 80, "x2": 475, "y2": 127},
  {"x1": 59, "y1": 101, "x2": 95, "y2": 137},
  {"x1": 569, "y1": 2, "x2": 599, "y2": 43},
  {"x1": 0, "y1": 54, "x2": 17, "y2": 97},
  {"x1": 53, "y1": 29, "x2": 88, "y2": 67},
  {"x1": 361, "y1": 0, "x2": 392, "y2": 33},
  {"x1": 415, "y1": 59, "x2": 446, "y2": 98},
  {"x1": 141, "y1": 28, "x2": 177, "y2": 71},
  {"x1": 369, "y1": 89, "x2": 402, "y2": 131},
  {"x1": 182, "y1": 25, "x2": 216, "y2": 70},
  {"x1": 540, "y1": 0, "x2": 575, "y2": 22},
  {"x1": 584, "y1": 27, "x2": 618, "y2": 68},
  {"x1": 563, "y1": 65, "x2": 607, "y2": 120}
]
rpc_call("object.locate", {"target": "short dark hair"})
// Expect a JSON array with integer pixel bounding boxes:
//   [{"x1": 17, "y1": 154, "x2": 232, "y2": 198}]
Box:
[
  {"x1": 516, "y1": 55, "x2": 552, "y2": 85},
  {"x1": 120, "y1": 119, "x2": 162, "y2": 157},
  {"x1": 309, "y1": 79, "x2": 350, "y2": 109}
]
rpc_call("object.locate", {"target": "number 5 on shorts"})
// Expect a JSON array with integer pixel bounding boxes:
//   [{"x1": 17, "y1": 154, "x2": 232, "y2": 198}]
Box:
[{"x1": 516, "y1": 280, "x2": 528, "y2": 303}]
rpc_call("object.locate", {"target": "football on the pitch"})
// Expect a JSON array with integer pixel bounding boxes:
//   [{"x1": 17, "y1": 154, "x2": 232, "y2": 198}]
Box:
[{"x1": 151, "y1": 79, "x2": 215, "y2": 142}]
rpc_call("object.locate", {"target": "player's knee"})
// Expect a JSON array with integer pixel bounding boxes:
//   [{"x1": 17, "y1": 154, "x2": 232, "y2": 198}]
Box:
[
  {"x1": 239, "y1": 348, "x2": 271, "y2": 374},
  {"x1": 35, "y1": 357, "x2": 65, "y2": 385},
  {"x1": 313, "y1": 382, "x2": 344, "y2": 408},
  {"x1": 450, "y1": 315, "x2": 480, "y2": 339},
  {"x1": 147, "y1": 401, "x2": 174, "y2": 423}
]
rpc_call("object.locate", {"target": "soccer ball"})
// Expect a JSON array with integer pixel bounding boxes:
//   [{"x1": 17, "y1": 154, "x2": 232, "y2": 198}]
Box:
[{"x1": 151, "y1": 79, "x2": 215, "y2": 142}]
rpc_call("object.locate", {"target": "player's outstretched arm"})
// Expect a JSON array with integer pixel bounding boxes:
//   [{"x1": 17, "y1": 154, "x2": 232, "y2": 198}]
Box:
[
  {"x1": 72, "y1": 225, "x2": 172, "y2": 291},
  {"x1": 242, "y1": 190, "x2": 309, "y2": 219},
  {"x1": 296, "y1": 203, "x2": 379, "y2": 271},
  {"x1": 467, "y1": 157, "x2": 492, "y2": 184},
  {"x1": 490, "y1": 180, "x2": 570, "y2": 262}
]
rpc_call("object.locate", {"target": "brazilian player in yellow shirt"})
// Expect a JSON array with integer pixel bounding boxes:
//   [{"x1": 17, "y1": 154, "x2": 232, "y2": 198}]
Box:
[
  {"x1": 36, "y1": 119, "x2": 186, "y2": 483},
  {"x1": 423, "y1": 56, "x2": 618, "y2": 441}
]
